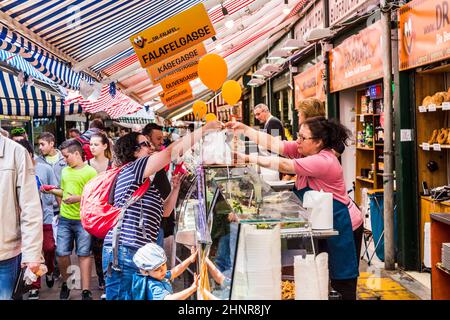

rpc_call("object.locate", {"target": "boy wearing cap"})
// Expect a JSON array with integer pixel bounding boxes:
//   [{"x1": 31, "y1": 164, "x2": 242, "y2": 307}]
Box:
[{"x1": 131, "y1": 243, "x2": 198, "y2": 300}]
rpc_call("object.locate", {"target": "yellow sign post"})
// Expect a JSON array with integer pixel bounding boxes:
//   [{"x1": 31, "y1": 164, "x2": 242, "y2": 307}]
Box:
[
  {"x1": 159, "y1": 62, "x2": 199, "y2": 91},
  {"x1": 147, "y1": 43, "x2": 206, "y2": 83},
  {"x1": 130, "y1": 3, "x2": 215, "y2": 68},
  {"x1": 159, "y1": 83, "x2": 192, "y2": 105},
  {"x1": 165, "y1": 93, "x2": 194, "y2": 110}
]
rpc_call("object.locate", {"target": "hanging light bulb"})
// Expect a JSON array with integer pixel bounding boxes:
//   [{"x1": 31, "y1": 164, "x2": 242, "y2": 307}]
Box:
[
  {"x1": 212, "y1": 36, "x2": 223, "y2": 51},
  {"x1": 283, "y1": 0, "x2": 290, "y2": 15},
  {"x1": 222, "y1": 4, "x2": 234, "y2": 29}
]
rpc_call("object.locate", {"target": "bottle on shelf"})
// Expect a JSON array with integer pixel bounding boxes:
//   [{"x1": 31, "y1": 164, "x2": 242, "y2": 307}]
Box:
[
  {"x1": 366, "y1": 122, "x2": 373, "y2": 148},
  {"x1": 361, "y1": 122, "x2": 367, "y2": 147},
  {"x1": 378, "y1": 154, "x2": 384, "y2": 172},
  {"x1": 368, "y1": 100, "x2": 374, "y2": 114},
  {"x1": 376, "y1": 125, "x2": 384, "y2": 143},
  {"x1": 361, "y1": 96, "x2": 368, "y2": 113}
]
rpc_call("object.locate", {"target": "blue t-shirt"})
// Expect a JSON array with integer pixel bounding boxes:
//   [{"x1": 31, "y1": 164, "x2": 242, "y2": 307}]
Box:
[
  {"x1": 104, "y1": 156, "x2": 163, "y2": 249},
  {"x1": 35, "y1": 162, "x2": 58, "y2": 224},
  {"x1": 131, "y1": 271, "x2": 173, "y2": 300}
]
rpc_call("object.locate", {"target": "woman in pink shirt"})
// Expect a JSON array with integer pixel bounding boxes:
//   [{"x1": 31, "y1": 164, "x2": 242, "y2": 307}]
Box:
[{"x1": 227, "y1": 116, "x2": 362, "y2": 300}]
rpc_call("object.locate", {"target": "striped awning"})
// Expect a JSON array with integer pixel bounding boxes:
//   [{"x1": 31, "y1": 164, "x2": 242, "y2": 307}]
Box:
[
  {"x1": 0, "y1": 68, "x2": 82, "y2": 116},
  {"x1": 1, "y1": 0, "x2": 309, "y2": 118},
  {"x1": 65, "y1": 85, "x2": 142, "y2": 119}
]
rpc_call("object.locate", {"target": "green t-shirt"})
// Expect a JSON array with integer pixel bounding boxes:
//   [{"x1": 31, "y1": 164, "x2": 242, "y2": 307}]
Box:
[
  {"x1": 60, "y1": 164, "x2": 97, "y2": 220},
  {"x1": 45, "y1": 153, "x2": 60, "y2": 165}
]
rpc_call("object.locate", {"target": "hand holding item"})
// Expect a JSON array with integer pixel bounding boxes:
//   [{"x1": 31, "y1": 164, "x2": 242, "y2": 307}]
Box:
[
  {"x1": 21, "y1": 262, "x2": 41, "y2": 274},
  {"x1": 189, "y1": 247, "x2": 198, "y2": 264},
  {"x1": 40, "y1": 184, "x2": 57, "y2": 193},
  {"x1": 171, "y1": 172, "x2": 186, "y2": 190},
  {"x1": 232, "y1": 151, "x2": 248, "y2": 164},
  {"x1": 63, "y1": 193, "x2": 79, "y2": 204},
  {"x1": 204, "y1": 120, "x2": 224, "y2": 133},
  {"x1": 191, "y1": 273, "x2": 199, "y2": 290},
  {"x1": 225, "y1": 121, "x2": 246, "y2": 131}
]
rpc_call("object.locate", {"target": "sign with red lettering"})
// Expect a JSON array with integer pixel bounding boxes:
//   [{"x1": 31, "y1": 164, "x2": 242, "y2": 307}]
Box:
[
  {"x1": 329, "y1": 20, "x2": 383, "y2": 92},
  {"x1": 399, "y1": 0, "x2": 450, "y2": 70},
  {"x1": 293, "y1": 62, "x2": 325, "y2": 107}
]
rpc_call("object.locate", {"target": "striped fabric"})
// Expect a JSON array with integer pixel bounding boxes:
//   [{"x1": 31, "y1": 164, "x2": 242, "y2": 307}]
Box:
[
  {"x1": 0, "y1": 49, "x2": 60, "y2": 89},
  {"x1": 0, "y1": 68, "x2": 82, "y2": 116},
  {"x1": 91, "y1": 0, "x2": 256, "y2": 77},
  {"x1": 0, "y1": 26, "x2": 94, "y2": 90},
  {"x1": 0, "y1": 0, "x2": 202, "y2": 72},
  {"x1": 65, "y1": 85, "x2": 142, "y2": 119}
]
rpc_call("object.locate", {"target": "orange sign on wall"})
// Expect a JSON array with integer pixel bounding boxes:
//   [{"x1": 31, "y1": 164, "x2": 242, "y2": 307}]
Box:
[
  {"x1": 329, "y1": 20, "x2": 383, "y2": 92},
  {"x1": 399, "y1": 0, "x2": 450, "y2": 71},
  {"x1": 293, "y1": 62, "x2": 325, "y2": 108}
]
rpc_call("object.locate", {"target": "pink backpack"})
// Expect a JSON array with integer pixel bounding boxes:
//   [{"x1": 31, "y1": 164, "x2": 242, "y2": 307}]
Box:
[{"x1": 80, "y1": 166, "x2": 150, "y2": 238}]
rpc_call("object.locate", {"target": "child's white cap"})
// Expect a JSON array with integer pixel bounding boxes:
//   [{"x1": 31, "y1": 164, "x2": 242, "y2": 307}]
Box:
[{"x1": 133, "y1": 243, "x2": 167, "y2": 271}]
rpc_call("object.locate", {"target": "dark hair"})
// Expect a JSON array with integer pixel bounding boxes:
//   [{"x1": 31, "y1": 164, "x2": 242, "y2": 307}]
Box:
[
  {"x1": 89, "y1": 119, "x2": 105, "y2": 130},
  {"x1": 113, "y1": 132, "x2": 142, "y2": 165},
  {"x1": 37, "y1": 132, "x2": 55, "y2": 144},
  {"x1": 142, "y1": 123, "x2": 163, "y2": 136},
  {"x1": 301, "y1": 116, "x2": 351, "y2": 151},
  {"x1": 60, "y1": 139, "x2": 84, "y2": 158},
  {"x1": 91, "y1": 132, "x2": 112, "y2": 160},
  {"x1": 69, "y1": 128, "x2": 81, "y2": 135},
  {"x1": 16, "y1": 139, "x2": 34, "y2": 156}
]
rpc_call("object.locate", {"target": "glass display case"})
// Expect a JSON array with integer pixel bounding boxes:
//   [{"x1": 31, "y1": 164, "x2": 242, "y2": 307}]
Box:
[{"x1": 174, "y1": 165, "x2": 337, "y2": 300}]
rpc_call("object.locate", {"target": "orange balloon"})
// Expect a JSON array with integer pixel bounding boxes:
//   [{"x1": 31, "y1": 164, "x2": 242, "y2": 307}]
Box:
[
  {"x1": 198, "y1": 54, "x2": 228, "y2": 91},
  {"x1": 221, "y1": 80, "x2": 242, "y2": 105},
  {"x1": 192, "y1": 100, "x2": 207, "y2": 120},
  {"x1": 205, "y1": 113, "x2": 217, "y2": 123}
]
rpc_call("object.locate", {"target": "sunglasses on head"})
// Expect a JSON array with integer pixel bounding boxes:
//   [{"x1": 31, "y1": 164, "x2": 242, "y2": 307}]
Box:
[{"x1": 136, "y1": 140, "x2": 151, "y2": 149}]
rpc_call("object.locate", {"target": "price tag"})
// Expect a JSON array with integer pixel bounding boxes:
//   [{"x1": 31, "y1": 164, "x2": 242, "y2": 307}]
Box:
[
  {"x1": 360, "y1": 114, "x2": 364, "y2": 122},
  {"x1": 433, "y1": 143, "x2": 442, "y2": 151},
  {"x1": 442, "y1": 102, "x2": 450, "y2": 110},
  {"x1": 418, "y1": 106, "x2": 427, "y2": 113},
  {"x1": 422, "y1": 143, "x2": 430, "y2": 151},
  {"x1": 428, "y1": 104, "x2": 437, "y2": 112}
]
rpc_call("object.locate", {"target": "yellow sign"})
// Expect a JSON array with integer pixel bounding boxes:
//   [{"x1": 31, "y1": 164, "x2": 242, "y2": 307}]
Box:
[
  {"x1": 166, "y1": 93, "x2": 194, "y2": 110},
  {"x1": 148, "y1": 43, "x2": 207, "y2": 83},
  {"x1": 159, "y1": 62, "x2": 198, "y2": 91},
  {"x1": 160, "y1": 83, "x2": 192, "y2": 105},
  {"x1": 130, "y1": 3, "x2": 215, "y2": 68}
]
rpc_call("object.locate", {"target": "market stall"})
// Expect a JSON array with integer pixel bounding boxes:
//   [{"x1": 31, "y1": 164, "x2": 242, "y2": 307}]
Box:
[{"x1": 173, "y1": 162, "x2": 338, "y2": 300}]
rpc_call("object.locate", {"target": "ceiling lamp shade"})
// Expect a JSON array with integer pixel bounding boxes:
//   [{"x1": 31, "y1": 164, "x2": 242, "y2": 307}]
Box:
[
  {"x1": 267, "y1": 49, "x2": 291, "y2": 60},
  {"x1": 252, "y1": 69, "x2": 272, "y2": 78},
  {"x1": 247, "y1": 78, "x2": 266, "y2": 87},
  {"x1": 281, "y1": 38, "x2": 307, "y2": 51},
  {"x1": 260, "y1": 63, "x2": 282, "y2": 73},
  {"x1": 282, "y1": 0, "x2": 290, "y2": 15}
]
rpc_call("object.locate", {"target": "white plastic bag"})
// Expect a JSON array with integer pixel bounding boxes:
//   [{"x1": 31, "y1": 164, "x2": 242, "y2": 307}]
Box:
[
  {"x1": 302, "y1": 190, "x2": 333, "y2": 230},
  {"x1": 202, "y1": 131, "x2": 232, "y2": 165}
]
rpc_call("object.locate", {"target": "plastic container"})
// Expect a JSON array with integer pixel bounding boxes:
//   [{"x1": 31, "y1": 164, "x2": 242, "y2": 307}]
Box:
[{"x1": 368, "y1": 192, "x2": 398, "y2": 261}]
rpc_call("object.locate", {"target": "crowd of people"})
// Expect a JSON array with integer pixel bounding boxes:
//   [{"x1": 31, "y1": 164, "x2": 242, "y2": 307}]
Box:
[{"x1": 0, "y1": 97, "x2": 362, "y2": 300}]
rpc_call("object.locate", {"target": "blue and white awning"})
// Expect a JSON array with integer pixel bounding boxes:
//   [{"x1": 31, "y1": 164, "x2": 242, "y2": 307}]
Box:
[{"x1": 0, "y1": 69, "x2": 82, "y2": 116}]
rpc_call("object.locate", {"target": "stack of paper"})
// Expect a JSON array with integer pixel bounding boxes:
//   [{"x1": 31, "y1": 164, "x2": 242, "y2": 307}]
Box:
[
  {"x1": 442, "y1": 243, "x2": 450, "y2": 270},
  {"x1": 294, "y1": 252, "x2": 329, "y2": 300},
  {"x1": 232, "y1": 224, "x2": 281, "y2": 300}
]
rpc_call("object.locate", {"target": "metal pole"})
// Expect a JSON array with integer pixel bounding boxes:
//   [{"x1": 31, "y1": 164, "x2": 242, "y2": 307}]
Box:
[{"x1": 381, "y1": 0, "x2": 395, "y2": 270}]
